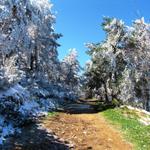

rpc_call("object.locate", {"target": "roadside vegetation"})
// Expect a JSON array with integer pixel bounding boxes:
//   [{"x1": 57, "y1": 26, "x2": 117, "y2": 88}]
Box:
[{"x1": 102, "y1": 107, "x2": 150, "y2": 150}]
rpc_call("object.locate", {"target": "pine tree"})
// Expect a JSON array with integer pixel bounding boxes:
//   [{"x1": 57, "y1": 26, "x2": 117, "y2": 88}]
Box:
[
  {"x1": 61, "y1": 49, "x2": 81, "y2": 94},
  {"x1": 0, "y1": 0, "x2": 61, "y2": 85},
  {"x1": 85, "y1": 17, "x2": 150, "y2": 110}
]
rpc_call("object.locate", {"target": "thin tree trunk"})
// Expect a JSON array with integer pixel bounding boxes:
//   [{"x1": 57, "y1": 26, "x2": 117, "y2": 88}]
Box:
[
  {"x1": 103, "y1": 82, "x2": 109, "y2": 103},
  {"x1": 145, "y1": 88, "x2": 149, "y2": 111},
  {"x1": 30, "y1": 53, "x2": 34, "y2": 70}
]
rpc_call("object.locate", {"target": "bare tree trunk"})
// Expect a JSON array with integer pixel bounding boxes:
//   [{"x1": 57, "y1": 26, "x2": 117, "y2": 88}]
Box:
[
  {"x1": 30, "y1": 46, "x2": 39, "y2": 71},
  {"x1": 30, "y1": 53, "x2": 34, "y2": 70},
  {"x1": 145, "y1": 87, "x2": 150, "y2": 111},
  {"x1": 34, "y1": 46, "x2": 39, "y2": 70},
  {"x1": 103, "y1": 82, "x2": 109, "y2": 103}
]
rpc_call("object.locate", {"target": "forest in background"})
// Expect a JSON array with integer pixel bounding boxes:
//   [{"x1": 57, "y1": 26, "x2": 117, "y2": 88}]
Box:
[{"x1": 84, "y1": 17, "x2": 150, "y2": 111}]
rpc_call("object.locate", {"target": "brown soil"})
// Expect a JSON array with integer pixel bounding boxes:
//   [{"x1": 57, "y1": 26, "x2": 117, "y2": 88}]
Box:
[
  {"x1": 2, "y1": 101, "x2": 133, "y2": 150},
  {"x1": 42, "y1": 112, "x2": 133, "y2": 150}
]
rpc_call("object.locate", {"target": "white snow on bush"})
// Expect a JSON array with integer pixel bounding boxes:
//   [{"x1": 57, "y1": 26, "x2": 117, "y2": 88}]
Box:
[
  {"x1": 2, "y1": 124, "x2": 14, "y2": 137},
  {"x1": 19, "y1": 101, "x2": 39, "y2": 116},
  {"x1": 0, "y1": 84, "x2": 29, "y2": 100},
  {"x1": 39, "y1": 98, "x2": 56, "y2": 111},
  {"x1": 0, "y1": 119, "x2": 20, "y2": 145},
  {"x1": 0, "y1": 116, "x2": 4, "y2": 126},
  {"x1": 0, "y1": 84, "x2": 57, "y2": 145}
]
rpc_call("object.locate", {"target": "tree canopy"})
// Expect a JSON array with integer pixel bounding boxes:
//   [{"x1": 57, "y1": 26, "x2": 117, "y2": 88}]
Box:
[{"x1": 85, "y1": 17, "x2": 150, "y2": 111}]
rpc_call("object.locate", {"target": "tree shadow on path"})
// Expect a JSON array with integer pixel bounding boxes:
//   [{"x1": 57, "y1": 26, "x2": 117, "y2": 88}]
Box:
[
  {"x1": 57, "y1": 99, "x2": 100, "y2": 114},
  {"x1": 57, "y1": 99, "x2": 116, "y2": 114},
  {"x1": 1, "y1": 123, "x2": 70, "y2": 150}
]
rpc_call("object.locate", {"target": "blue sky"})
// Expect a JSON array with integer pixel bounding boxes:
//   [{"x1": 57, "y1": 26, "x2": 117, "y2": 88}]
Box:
[{"x1": 52, "y1": 0, "x2": 150, "y2": 67}]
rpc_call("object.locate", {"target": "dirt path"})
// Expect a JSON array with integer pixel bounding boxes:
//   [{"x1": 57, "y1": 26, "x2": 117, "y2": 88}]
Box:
[
  {"x1": 2, "y1": 101, "x2": 133, "y2": 150},
  {"x1": 42, "y1": 112, "x2": 133, "y2": 150}
]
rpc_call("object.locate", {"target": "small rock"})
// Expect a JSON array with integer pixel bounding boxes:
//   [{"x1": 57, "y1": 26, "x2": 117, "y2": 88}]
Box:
[{"x1": 87, "y1": 146, "x2": 92, "y2": 149}]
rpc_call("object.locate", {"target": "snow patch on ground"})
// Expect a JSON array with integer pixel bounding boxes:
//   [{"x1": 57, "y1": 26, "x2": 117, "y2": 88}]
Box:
[
  {"x1": 121, "y1": 105, "x2": 150, "y2": 125},
  {"x1": 0, "y1": 117, "x2": 21, "y2": 145},
  {"x1": 0, "y1": 84, "x2": 57, "y2": 145}
]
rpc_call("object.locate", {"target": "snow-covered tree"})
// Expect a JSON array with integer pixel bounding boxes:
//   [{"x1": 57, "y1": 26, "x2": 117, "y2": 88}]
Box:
[
  {"x1": 85, "y1": 17, "x2": 150, "y2": 110},
  {"x1": 0, "y1": 0, "x2": 71, "y2": 144},
  {"x1": 85, "y1": 18, "x2": 126, "y2": 102},
  {"x1": 123, "y1": 18, "x2": 150, "y2": 110},
  {"x1": 61, "y1": 49, "x2": 81, "y2": 94},
  {"x1": 0, "y1": 0, "x2": 61, "y2": 86}
]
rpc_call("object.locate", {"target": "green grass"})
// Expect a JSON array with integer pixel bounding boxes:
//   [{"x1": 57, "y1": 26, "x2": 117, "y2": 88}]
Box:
[
  {"x1": 102, "y1": 108, "x2": 150, "y2": 150},
  {"x1": 47, "y1": 111, "x2": 58, "y2": 117}
]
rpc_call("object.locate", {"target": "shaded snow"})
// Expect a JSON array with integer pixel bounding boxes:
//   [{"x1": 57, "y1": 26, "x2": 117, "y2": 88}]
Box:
[
  {"x1": 19, "y1": 101, "x2": 39, "y2": 115},
  {"x1": 0, "y1": 84, "x2": 57, "y2": 145},
  {"x1": 0, "y1": 122, "x2": 20, "y2": 145},
  {"x1": 0, "y1": 84, "x2": 29, "y2": 100}
]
